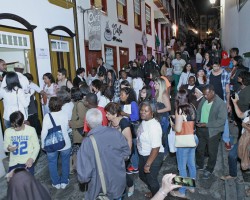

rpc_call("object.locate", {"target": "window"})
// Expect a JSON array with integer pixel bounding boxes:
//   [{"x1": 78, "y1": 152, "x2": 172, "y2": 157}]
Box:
[
  {"x1": 91, "y1": 0, "x2": 107, "y2": 12},
  {"x1": 117, "y1": 0, "x2": 127, "y2": 24},
  {"x1": 145, "y1": 4, "x2": 151, "y2": 34},
  {"x1": 134, "y1": 0, "x2": 141, "y2": 30}
]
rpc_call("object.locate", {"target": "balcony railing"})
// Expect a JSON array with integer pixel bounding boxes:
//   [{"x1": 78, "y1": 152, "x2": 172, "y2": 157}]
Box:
[{"x1": 48, "y1": 0, "x2": 74, "y2": 9}]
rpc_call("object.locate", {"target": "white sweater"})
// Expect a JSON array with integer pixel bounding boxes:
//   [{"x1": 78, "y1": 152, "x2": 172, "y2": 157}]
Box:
[
  {"x1": 172, "y1": 59, "x2": 186, "y2": 75},
  {"x1": 196, "y1": 53, "x2": 203, "y2": 64},
  {"x1": 177, "y1": 72, "x2": 195, "y2": 90},
  {"x1": 41, "y1": 111, "x2": 71, "y2": 151},
  {"x1": 0, "y1": 88, "x2": 30, "y2": 120}
]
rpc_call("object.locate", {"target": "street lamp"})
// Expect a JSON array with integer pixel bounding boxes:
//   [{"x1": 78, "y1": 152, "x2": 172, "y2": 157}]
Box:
[
  {"x1": 210, "y1": 0, "x2": 216, "y2": 4},
  {"x1": 209, "y1": 0, "x2": 222, "y2": 10}
]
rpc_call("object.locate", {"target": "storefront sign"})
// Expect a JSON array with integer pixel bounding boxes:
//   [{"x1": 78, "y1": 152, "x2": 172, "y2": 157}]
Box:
[
  {"x1": 88, "y1": 9, "x2": 101, "y2": 50},
  {"x1": 104, "y1": 21, "x2": 123, "y2": 43}
]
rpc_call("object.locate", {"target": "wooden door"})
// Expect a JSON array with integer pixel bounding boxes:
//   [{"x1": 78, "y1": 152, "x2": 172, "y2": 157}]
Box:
[
  {"x1": 85, "y1": 43, "x2": 102, "y2": 75},
  {"x1": 135, "y1": 43, "x2": 143, "y2": 58},
  {"x1": 119, "y1": 47, "x2": 129, "y2": 70}
]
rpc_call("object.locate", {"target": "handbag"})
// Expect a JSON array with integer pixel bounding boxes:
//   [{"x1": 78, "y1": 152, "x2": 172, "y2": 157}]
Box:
[
  {"x1": 175, "y1": 115, "x2": 196, "y2": 148},
  {"x1": 44, "y1": 113, "x2": 66, "y2": 152},
  {"x1": 168, "y1": 127, "x2": 177, "y2": 153},
  {"x1": 89, "y1": 135, "x2": 109, "y2": 200}
]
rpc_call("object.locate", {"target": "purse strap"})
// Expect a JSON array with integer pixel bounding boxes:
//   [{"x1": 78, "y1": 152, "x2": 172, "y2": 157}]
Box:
[
  {"x1": 48, "y1": 113, "x2": 57, "y2": 127},
  {"x1": 89, "y1": 135, "x2": 107, "y2": 195}
]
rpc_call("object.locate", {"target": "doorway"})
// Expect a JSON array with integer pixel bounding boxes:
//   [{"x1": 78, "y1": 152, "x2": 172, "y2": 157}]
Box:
[
  {"x1": 85, "y1": 42, "x2": 102, "y2": 75},
  {"x1": 104, "y1": 44, "x2": 117, "y2": 73},
  {"x1": 119, "y1": 47, "x2": 129, "y2": 70}
]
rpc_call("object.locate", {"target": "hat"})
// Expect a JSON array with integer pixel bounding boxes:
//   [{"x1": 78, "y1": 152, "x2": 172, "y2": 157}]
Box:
[{"x1": 14, "y1": 62, "x2": 24, "y2": 69}]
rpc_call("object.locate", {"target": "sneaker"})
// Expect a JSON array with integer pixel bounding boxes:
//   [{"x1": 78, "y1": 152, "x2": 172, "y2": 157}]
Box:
[
  {"x1": 61, "y1": 182, "x2": 69, "y2": 189},
  {"x1": 127, "y1": 185, "x2": 134, "y2": 197},
  {"x1": 202, "y1": 170, "x2": 211, "y2": 179},
  {"x1": 225, "y1": 143, "x2": 233, "y2": 151},
  {"x1": 127, "y1": 166, "x2": 139, "y2": 174},
  {"x1": 52, "y1": 184, "x2": 61, "y2": 189}
]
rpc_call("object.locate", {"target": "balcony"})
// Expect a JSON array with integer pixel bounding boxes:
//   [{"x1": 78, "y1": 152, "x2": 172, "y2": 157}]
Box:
[
  {"x1": 48, "y1": 0, "x2": 74, "y2": 9},
  {"x1": 154, "y1": 0, "x2": 169, "y2": 16}
]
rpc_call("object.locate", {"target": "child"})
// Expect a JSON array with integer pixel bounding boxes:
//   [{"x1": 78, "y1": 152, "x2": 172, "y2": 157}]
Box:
[{"x1": 4, "y1": 111, "x2": 40, "y2": 175}]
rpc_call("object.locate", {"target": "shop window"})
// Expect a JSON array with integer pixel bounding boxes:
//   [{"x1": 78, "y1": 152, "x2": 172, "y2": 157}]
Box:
[
  {"x1": 134, "y1": 0, "x2": 141, "y2": 30},
  {"x1": 117, "y1": 0, "x2": 127, "y2": 24},
  {"x1": 90, "y1": 0, "x2": 107, "y2": 12},
  {"x1": 145, "y1": 4, "x2": 151, "y2": 35}
]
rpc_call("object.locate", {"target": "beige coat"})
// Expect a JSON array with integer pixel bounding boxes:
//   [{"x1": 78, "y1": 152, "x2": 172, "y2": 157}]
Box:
[{"x1": 71, "y1": 100, "x2": 88, "y2": 143}]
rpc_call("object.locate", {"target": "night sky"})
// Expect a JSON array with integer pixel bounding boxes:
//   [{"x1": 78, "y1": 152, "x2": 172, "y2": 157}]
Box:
[{"x1": 192, "y1": 0, "x2": 220, "y2": 14}]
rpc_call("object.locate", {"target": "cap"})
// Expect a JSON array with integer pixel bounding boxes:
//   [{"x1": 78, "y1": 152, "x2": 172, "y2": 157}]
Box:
[{"x1": 14, "y1": 62, "x2": 24, "y2": 69}]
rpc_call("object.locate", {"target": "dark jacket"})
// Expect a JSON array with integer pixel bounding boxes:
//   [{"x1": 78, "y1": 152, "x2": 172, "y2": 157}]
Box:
[
  {"x1": 196, "y1": 95, "x2": 227, "y2": 137},
  {"x1": 77, "y1": 125, "x2": 130, "y2": 200},
  {"x1": 73, "y1": 76, "x2": 86, "y2": 87},
  {"x1": 143, "y1": 59, "x2": 159, "y2": 84}
]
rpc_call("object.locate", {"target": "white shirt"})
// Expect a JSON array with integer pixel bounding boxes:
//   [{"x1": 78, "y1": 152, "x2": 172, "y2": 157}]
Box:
[
  {"x1": 0, "y1": 87, "x2": 30, "y2": 120},
  {"x1": 29, "y1": 82, "x2": 42, "y2": 96},
  {"x1": 137, "y1": 118, "x2": 164, "y2": 156},
  {"x1": 172, "y1": 59, "x2": 186, "y2": 75},
  {"x1": 119, "y1": 77, "x2": 132, "y2": 85},
  {"x1": 61, "y1": 102, "x2": 74, "y2": 132},
  {"x1": 196, "y1": 53, "x2": 203, "y2": 64},
  {"x1": 177, "y1": 72, "x2": 195, "y2": 90},
  {"x1": 242, "y1": 110, "x2": 250, "y2": 134},
  {"x1": 87, "y1": 75, "x2": 98, "y2": 86},
  {"x1": 132, "y1": 78, "x2": 144, "y2": 100},
  {"x1": 41, "y1": 111, "x2": 71, "y2": 151},
  {"x1": 98, "y1": 95, "x2": 110, "y2": 108}
]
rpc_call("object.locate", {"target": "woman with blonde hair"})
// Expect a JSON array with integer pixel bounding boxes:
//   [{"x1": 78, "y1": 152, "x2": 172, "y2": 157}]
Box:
[{"x1": 154, "y1": 78, "x2": 171, "y2": 155}]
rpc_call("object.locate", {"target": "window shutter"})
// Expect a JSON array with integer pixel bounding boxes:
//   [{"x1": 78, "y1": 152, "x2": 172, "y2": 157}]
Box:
[
  {"x1": 117, "y1": 0, "x2": 126, "y2": 6},
  {"x1": 146, "y1": 6, "x2": 151, "y2": 21},
  {"x1": 134, "y1": 0, "x2": 140, "y2": 15}
]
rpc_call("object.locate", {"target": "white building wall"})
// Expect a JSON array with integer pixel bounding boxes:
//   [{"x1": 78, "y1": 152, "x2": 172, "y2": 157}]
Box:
[
  {"x1": 221, "y1": 0, "x2": 250, "y2": 55},
  {"x1": 1, "y1": 0, "x2": 76, "y2": 86}
]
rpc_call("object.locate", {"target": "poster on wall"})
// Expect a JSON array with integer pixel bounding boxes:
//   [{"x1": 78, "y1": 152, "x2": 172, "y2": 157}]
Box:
[
  {"x1": 105, "y1": 47, "x2": 114, "y2": 66},
  {"x1": 88, "y1": 9, "x2": 101, "y2": 50}
]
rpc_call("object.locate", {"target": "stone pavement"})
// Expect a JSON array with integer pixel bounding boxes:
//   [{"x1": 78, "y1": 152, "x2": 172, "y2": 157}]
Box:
[{"x1": 0, "y1": 123, "x2": 250, "y2": 200}]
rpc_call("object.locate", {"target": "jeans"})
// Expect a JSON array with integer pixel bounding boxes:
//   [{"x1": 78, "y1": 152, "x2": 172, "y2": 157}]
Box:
[
  {"x1": 4, "y1": 120, "x2": 11, "y2": 129},
  {"x1": 9, "y1": 163, "x2": 35, "y2": 175},
  {"x1": 228, "y1": 143, "x2": 238, "y2": 177},
  {"x1": 222, "y1": 118, "x2": 230, "y2": 143},
  {"x1": 176, "y1": 136, "x2": 198, "y2": 195},
  {"x1": 160, "y1": 116, "x2": 169, "y2": 154},
  {"x1": 131, "y1": 139, "x2": 139, "y2": 169},
  {"x1": 47, "y1": 148, "x2": 71, "y2": 185},
  {"x1": 196, "y1": 127, "x2": 221, "y2": 173},
  {"x1": 139, "y1": 153, "x2": 164, "y2": 196}
]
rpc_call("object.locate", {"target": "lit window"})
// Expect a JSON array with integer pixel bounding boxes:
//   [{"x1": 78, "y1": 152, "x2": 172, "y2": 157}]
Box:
[
  {"x1": 117, "y1": 0, "x2": 127, "y2": 24},
  {"x1": 134, "y1": 0, "x2": 141, "y2": 29},
  {"x1": 145, "y1": 4, "x2": 151, "y2": 34},
  {"x1": 91, "y1": 0, "x2": 107, "y2": 12}
]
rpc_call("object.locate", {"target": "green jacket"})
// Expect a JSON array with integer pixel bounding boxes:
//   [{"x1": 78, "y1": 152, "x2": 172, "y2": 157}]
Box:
[{"x1": 196, "y1": 95, "x2": 227, "y2": 138}]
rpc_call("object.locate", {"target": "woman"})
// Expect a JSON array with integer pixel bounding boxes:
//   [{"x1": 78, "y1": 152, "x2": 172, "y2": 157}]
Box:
[
  {"x1": 7, "y1": 168, "x2": 51, "y2": 200},
  {"x1": 170, "y1": 89, "x2": 198, "y2": 198},
  {"x1": 201, "y1": 52, "x2": 213, "y2": 72},
  {"x1": 41, "y1": 97, "x2": 71, "y2": 190},
  {"x1": 42, "y1": 73, "x2": 58, "y2": 115},
  {"x1": 120, "y1": 87, "x2": 140, "y2": 174},
  {"x1": 69, "y1": 87, "x2": 87, "y2": 174},
  {"x1": 0, "y1": 72, "x2": 30, "y2": 128},
  {"x1": 177, "y1": 63, "x2": 195, "y2": 91},
  {"x1": 106, "y1": 69, "x2": 120, "y2": 102},
  {"x1": 154, "y1": 78, "x2": 171, "y2": 154},
  {"x1": 149, "y1": 70, "x2": 160, "y2": 98},
  {"x1": 98, "y1": 84, "x2": 114, "y2": 108},
  {"x1": 195, "y1": 68, "x2": 207, "y2": 87},
  {"x1": 138, "y1": 86, "x2": 152, "y2": 105},
  {"x1": 105, "y1": 102, "x2": 134, "y2": 197},
  {"x1": 196, "y1": 48, "x2": 203, "y2": 70},
  {"x1": 160, "y1": 58, "x2": 173, "y2": 83},
  {"x1": 130, "y1": 67, "x2": 144, "y2": 100},
  {"x1": 137, "y1": 101, "x2": 164, "y2": 197},
  {"x1": 3, "y1": 111, "x2": 40, "y2": 175}
]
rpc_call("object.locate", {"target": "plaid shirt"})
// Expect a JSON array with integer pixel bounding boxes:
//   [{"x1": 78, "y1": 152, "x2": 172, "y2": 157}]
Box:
[{"x1": 207, "y1": 68, "x2": 230, "y2": 102}]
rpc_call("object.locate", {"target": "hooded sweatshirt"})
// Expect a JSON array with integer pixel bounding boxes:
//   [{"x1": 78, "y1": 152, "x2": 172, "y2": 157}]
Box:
[{"x1": 220, "y1": 51, "x2": 231, "y2": 67}]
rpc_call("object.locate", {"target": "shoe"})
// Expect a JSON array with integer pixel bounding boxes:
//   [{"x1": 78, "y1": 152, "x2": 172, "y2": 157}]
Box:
[
  {"x1": 225, "y1": 143, "x2": 232, "y2": 151},
  {"x1": 127, "y1": 185, "x2": 134, "y2": 197},
  {"x1": 52, "y1": 184, "x2": 61, "y2": 189},
  {"x1": 127, "y1": 166, "x2": 139, "y2": 174},
  {"x1": 61, "y1": 182, "x2": 69, "y2": 189},
  {"x1": 220, "y1": 175, "x2": 237, "y2": 180},
  {"x1": 196, "y1": 165, "x2": 205, "y2": 171},
  {"x1": 202, "y1": 170, "x2": 211, "y2": 179},
  {"x1": 170, "y1": 190, "x2": 187, "y2": 198}
]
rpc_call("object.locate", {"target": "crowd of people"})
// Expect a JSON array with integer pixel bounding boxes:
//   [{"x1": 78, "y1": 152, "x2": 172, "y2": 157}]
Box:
[{"x1": 1, "y1": 38, "x2": 250, "y2": 199}]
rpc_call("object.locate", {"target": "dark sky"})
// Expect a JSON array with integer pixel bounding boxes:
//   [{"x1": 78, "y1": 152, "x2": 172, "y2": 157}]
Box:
[{"x1": 192, "y1": 0, "x2": 220, "y2": 14}]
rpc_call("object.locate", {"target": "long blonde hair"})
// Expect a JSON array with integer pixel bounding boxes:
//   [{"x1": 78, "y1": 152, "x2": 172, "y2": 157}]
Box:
[{"x1": 155, "y1": 78, "x2": 166, "y2": 103}]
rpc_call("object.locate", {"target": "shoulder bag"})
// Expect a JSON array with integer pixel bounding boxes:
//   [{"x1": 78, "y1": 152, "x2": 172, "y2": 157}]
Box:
[
  {"x1": 44, "y1": 113, "x2": 65, "y2": 152},
  {"x1": 89, "y1": 135, "x2": 109, "y2": 200}
]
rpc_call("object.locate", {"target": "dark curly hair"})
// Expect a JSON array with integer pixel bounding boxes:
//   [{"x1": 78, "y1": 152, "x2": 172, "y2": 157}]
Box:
[{"x1": 120, "y1": 87, "x2": 137, "y2": 104}]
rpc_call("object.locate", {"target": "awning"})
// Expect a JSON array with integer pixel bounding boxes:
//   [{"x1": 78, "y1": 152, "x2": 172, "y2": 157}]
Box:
[{"x1": 154, "y1": 11, "x2": 170, "y2": 24}]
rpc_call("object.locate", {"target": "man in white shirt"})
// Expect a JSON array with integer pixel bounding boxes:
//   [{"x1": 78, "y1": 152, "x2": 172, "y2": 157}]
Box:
[
  {"x1": 119, "y1": 70, "x2": 132, "y2": 84},
  {"x1": 172, "y1": 52, "x2": 186, "y2": 93}
]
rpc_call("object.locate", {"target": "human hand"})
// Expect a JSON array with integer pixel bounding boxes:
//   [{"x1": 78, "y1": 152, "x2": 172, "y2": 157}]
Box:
[
  {"x1": 231, "y1": 94, "x2": 239, "y2": 104},
  {"x1": 25, "y1": 158, "x2": 34, "y2": 168},
  {"x1": 227, "y1": 104, "x2": 232, "y2": 113},
  {"x1": 160, "y1": 174, "x2": 181, "y2": 195},
  {"x1": 144, "y1": 164, "x2": 151, "y2": 173},
  {"x1": 7, "y1": 145, "x2": 18, "y2": 152}
]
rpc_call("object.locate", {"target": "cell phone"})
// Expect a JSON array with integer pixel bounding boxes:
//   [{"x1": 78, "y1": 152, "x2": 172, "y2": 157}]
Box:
[{"x1": 173, "y1": 176, "x2": 196, "y2": 187}]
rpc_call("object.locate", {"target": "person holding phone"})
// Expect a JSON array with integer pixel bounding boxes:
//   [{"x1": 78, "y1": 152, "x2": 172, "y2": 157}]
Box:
[
  {"x1": 3, "y1": 111, "x2": 40, "y2": 175},
  {"x1": 170, "y1": 89, "x2": 198, "y2": 198}
]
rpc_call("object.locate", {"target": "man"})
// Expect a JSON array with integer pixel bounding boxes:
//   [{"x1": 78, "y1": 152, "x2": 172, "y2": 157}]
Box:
[
  {"x1": 119, "y1": 69, "x2": 132, "y2": 84},
  {"x1": 143, "y1": 53, "x2": 159, "y2": 85},
  {"x1": 87, "y1": 67, "x2": 98, "y2": 86},
  {"x1": 57, "y1": 68, "x2": 73, "y2": 89},
  {"x1": 172, "y1": 52, "x2": 186, "y2": 93},
  {"x1": 207, "y1": 61, "x2": 231, "y2": 150},
  {"x1": 0, "y1": 59, "x2": 7, "y2": 86},
  {"x1": 77, "y1": 108, "x2": 130, "y2": 200},
  {"x1": 196, "y1": 84, "x2": 227, "y2": 179},
  {"x1": 96, "y1": 57, "x2": 107, "y2": 75},
  {"x1": 83, "y1": 93, "x2": 108, "y2": 133},
  {"x1": 73, "y1": 68, "x2": 86, "y2": 87}
]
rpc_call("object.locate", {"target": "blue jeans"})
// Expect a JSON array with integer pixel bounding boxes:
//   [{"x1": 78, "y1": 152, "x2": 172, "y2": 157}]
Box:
[
  {"x1": 47, "y1": 148, "x2": 71, "y2": 185},
  {"x1": 228, "y1": 143, "x2": 238, "y2": 177},
  {"x1": 222, "y1": 118, "x2": 230, "y2": 143},
  {"x1": 160, "y1": 116, "x2": 169, "y2": 154},
  {"x1": 176, "y1": 136, "x2": 198, "y2": 195},
  {"x1": 131, "y1": 139, "x2": 139, "y2": 169},
  {"x1": 4, "y1": 120, "x2": 11, "y2": 129},
  {"x1": 9, "y1": 163, "x2": 35, "y2": 175}
]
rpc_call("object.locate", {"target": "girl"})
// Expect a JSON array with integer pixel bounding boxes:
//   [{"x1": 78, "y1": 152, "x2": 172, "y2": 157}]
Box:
[
  {"x1": 106, "y1": 69, "x2": 120, "y2": 103},
  {"x1": 201, "y1": 52, "x2": 213, "y2": 72},
  {"x1": 196, "y1": 69, "x2": 207, "y2": 87},
  {"x1": 177, "y1": 63, "x2": 195, "y2": 91},
  {"x1": 138, "y1": 86, "x2": 152, "y2": 105}
]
